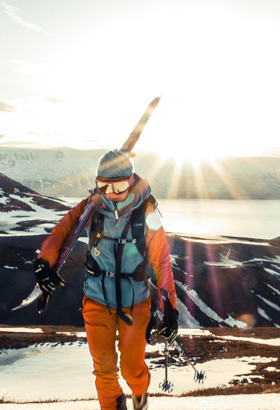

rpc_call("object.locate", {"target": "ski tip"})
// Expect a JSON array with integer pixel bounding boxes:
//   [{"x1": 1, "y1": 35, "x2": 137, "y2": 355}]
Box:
[
  {"x1": 149, "y1": 95, "x2": 162, "y2": 107},
  {"x1": 11, "y1": 306, "x2": 21, "y2": 312}
]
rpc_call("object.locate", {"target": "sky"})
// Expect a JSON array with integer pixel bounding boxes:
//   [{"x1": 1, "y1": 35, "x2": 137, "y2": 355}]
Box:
[{"x1": 1, "y1": 0, "x2": 280, "y2": 163}]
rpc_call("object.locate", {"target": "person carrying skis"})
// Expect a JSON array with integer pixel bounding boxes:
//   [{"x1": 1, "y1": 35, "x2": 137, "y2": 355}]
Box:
[{"x1": 33, "y1": 150, "x2": 179, "y2": 410}]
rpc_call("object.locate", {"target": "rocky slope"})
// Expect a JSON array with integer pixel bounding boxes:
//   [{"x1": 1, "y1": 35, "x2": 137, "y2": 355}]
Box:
[
  {"x1": 0, "y1": 173, "x2": 70, "y2": 234},
  {"x1": 1, "y1": 233, "x2": 280, "y2": 328},
  {"x1": 1, "y1": 175, "x2": 280, "y2": 328}
]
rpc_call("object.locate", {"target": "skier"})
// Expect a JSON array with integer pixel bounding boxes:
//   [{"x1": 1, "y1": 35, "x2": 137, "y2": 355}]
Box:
[{"x1": 33, "y1": 150, "x2": 179, "y2": 410}]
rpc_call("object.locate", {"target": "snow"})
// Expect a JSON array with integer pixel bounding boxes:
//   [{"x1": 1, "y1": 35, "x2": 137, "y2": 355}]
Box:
[
  {"x1": 257, "y1": 307, "x2": 279, "y2": 327},
  {"x1": 256, "y1": 294, "x2": 280, "y2": 311},
  {"x1": 0, "y1": 193, "x2": 68, "y2": 235},
  {"x1": 0, "y1": 329, "x2": 279, "y2": 404},
  {"x1": 266, "y1": 283, "x2": 280, "y2": 296},
  {"x1": 1, "y1": 328, "x2": 280, "y2": 409},
  {"x1": 175, "y1": 281, "x2": 247, "y2": 328},
  {"x1": 3, "y1": 266, "x2": 19, "y2": 270},
  {"x1": 56, "y1": 331, "x2": 87, "y2": 337},
  {"x1": 0, "y1": 342, "x2": 275, "y2": 400},
  {"x1": 0, "y1": 327, "x2": 43, "y2": 333},
  {"x1": 1, "y1": 395, "x2": 280, "y2": 410},
  {"x1": 264, "y1": 268, "x2": 280, "y2": 277},
  {"x1": 265, "y1": 367, "x2": 280, "y2": 372},
  {"x1": 177, "y1": 329, "x2": 213, "y2": 337},
  {"x1": 204, "y1": 249, "x2": 243, "y2": 268},
  {"x1": 214, "y1": 335, "x2": 280, "y2": 347},
  {"x1": 176, "y1": 299, "x2": 202, "y2": 328},
  {"x1": 204, "y1": 251, "x2": 280, "y2": 270}
]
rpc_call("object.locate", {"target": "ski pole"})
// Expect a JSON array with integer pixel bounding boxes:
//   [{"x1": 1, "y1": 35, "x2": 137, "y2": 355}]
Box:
[
  {"x1": 172, "y1": 339, "x2": 206, "y2": 383},
  {"x1": 159, "y1": 340, "x2": 174, "y2": 393}
]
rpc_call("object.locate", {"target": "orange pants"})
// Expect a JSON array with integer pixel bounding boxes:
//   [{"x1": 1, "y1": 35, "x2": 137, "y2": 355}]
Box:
[{"x1": 82, "y1": 295, "x2": 151, "y2": 410}]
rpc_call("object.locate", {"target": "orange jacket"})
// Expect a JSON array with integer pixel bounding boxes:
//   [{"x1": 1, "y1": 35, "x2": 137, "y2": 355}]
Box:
[{"x1": 39, "y1": 179, "x2": 177, "y2": 311}]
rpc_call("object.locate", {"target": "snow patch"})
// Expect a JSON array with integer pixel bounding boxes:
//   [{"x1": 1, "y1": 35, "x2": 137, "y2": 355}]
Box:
[
  {"x1": 4, "y1": 265, "x2": 19, "y2": 270},
  {"x1": 0, "y1": 327, "x2": 43, "y2": 333},
  {"x1": 175, "y1": 280, "x2": 246, "y2": 328},
  {"x1": 56, "y1": 332, "x2": 87, "y2": 337},
  {"x1": 176, "y1": 298, "x2": 202, "y2": 328},
  {"x1": 204, "y1": 249, "x2": 243, "y2": 268},
  {"x1": 178, "y1": 329, "x2": 212, "y2": 337},
  {"x1": 0, "y1": 340, "x2": 277, "y2": 403},
  {"x1": 215, "y1": 335, "x2": 280, "y2": 346},
  {"x1": 257, "y1": 307, "x2": 280, "y2": 327},
  {"x1": 256, "y1": 294, "x2": 280, "y2": 311},
  {"x1": 264, "y1": 268, "x2": 280, "y2": 277},
  {"x1": 266, "y1": 282, "x2": 280, "y2": 296}
]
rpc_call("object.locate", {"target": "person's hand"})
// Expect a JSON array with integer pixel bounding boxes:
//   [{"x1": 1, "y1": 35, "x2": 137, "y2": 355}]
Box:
[
  {"x1": 159, "y1": 288, "x2": 179, "y2": 344},
  {"x1": 33, "y1": 258, "x2": 65, "y2": 295},
  {"x1": 159, "y1": 306, "x2": 179, "y2": 344}
]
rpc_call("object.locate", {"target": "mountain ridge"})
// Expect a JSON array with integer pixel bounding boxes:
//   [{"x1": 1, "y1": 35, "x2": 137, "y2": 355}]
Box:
[
  {"x1": 1, "y1": 147, "x2": 280, "y2": 199},
  {"x1": 0, "y1": 173, "x2": 70, "y2": 234}
]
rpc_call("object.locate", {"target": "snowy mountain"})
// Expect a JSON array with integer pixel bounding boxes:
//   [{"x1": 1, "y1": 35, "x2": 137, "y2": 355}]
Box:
[
  {"x1": 168, "y1": 233, "x2": 280, "y2": 328},
  {"x1": 1, "y1": 176, "x2": 280, "y2": 328},
  {"x1": 0, "y1": 173, "x2": 70, "y2": 234},
  {"x1": 1, "y1": 147, "x2": 280, "y2": 198},
  {"x1": 0, "y1": 147, "x2": 105, "y2": 198},
  {"x1": 2, "y1": 231, "x2": 280, "y2": 328}
]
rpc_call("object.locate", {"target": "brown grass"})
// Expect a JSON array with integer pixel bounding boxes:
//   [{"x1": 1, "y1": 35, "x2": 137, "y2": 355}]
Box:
[
  {"x1": 1, "y1": 326, "x2": 280, "y2": 401},
  {"x1": 180, "y1": 382, "x2": 280, "y2": 397}
]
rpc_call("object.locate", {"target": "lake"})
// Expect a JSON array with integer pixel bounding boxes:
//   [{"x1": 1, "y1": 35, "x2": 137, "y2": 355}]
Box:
[{"x1": 63, "y1": 198, "x2": 280, "y2": 240}]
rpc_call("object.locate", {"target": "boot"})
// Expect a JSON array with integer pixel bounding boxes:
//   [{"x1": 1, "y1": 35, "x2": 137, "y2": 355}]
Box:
[
  {"x1": 132, "y1": 392, "x2": 148, "y2": 410},
  {"x1": 117, "y1": 393, "x2": 127, "y2": 410}
]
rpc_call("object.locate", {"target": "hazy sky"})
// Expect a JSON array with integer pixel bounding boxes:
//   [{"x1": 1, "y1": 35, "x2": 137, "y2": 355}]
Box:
[{"x1": 1, "y1": 0, "x2": 280, "y2": 163}]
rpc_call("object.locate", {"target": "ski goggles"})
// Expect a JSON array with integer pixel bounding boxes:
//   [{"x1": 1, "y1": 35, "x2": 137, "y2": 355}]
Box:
[{"x1": 96, "y1": 175, "x2": 133, "y2": 195}]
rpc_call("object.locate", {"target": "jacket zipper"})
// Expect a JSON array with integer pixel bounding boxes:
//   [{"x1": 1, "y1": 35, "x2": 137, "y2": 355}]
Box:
[{"x1": 113, "y1": 202, "x2": 119, "y2": 231}]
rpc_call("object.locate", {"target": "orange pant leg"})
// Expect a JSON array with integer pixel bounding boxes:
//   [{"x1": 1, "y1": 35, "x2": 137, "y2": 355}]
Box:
[
  {"x1": 118, "y1": 296, "x2": 151, "y2": 398},
  {"x1": 82, "y1": 296, "x2": 123, "y2": 410}
]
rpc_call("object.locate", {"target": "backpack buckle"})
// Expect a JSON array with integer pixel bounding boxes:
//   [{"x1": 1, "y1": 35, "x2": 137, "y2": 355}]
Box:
[
  {"x1": 94, "y1": 247, "x2": 100, "y2": 256},
  {"x1": 106, "y1": 271, "x2": 115, "y2": 277}
]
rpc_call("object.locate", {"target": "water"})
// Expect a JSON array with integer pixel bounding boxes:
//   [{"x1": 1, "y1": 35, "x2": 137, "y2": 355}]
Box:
[{"x1": 62, "y1": 197, "x2": 280, "y2": 240}]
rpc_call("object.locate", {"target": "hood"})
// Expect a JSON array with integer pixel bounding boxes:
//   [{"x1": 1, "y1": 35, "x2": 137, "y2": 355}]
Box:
[{"x1": 99, "y1": 174, "x2": 151, "y2": 216}]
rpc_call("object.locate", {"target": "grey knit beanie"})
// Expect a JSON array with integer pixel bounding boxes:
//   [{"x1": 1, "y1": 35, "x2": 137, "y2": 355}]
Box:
[{"x1": 97, "y1": 150, "x2": 134, "y2": 179}]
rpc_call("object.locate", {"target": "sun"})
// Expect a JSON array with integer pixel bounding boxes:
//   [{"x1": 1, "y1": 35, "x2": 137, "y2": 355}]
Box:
[{"x1": 152, "y1": 139, "x2": 223, "y2": 173}]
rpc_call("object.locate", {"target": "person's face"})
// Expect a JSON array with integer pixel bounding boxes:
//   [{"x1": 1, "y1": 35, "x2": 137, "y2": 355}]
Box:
[
  {"x1": 105, "y1": 190, "x2": 129, "y2": 202},
  {"x1": 96, "y1": 175, "x2": 133, "y2": 202}
]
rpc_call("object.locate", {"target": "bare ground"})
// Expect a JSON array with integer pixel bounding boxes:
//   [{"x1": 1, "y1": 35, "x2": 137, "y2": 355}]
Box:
[{"x1": 1, "y1": 325, "x2": 280, "y2": 397}]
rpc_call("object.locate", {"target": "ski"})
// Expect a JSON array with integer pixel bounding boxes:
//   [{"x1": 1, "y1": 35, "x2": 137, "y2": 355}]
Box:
[
  {"x1": 12, "y1": 194, "x2": 102, "y2": 312},
  {"x1": 120, "y1": 96, "x2": 162, "y2": 155},
  {"x1": 12, "y1": 95, "x2": 162, "y2": 312}
]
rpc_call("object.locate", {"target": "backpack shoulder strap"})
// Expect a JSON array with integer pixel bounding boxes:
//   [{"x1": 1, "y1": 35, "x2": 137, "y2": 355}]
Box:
[
  {"x1": 144, "y1": 194, "x2": 158, "y2": 211},
  {"x1": 88, "y1": 212, "x2": 105, "y2": 250},
  {"x1": 89, "y1": 195, "x2": 159, "y2": 254},
  {"x1": 130, "y1": 194, "x2": 158, "y2": 255}
]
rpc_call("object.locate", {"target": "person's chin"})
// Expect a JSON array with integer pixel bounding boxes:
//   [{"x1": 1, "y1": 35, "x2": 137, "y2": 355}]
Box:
[{"x1": 106, "y1": 191, "x2": 128, "y2": 202}]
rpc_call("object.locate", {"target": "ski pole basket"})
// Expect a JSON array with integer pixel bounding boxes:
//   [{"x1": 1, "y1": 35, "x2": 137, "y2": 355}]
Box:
[{"x1": 172, "y1": 339, "x2": 207, "y2": 384}]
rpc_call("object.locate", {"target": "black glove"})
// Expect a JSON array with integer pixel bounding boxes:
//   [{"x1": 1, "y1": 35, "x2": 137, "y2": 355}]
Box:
[
  {"x1": 158, "y1": 288, "x2": 179, "y2": 344},
  {"x1": 33, "y1": 258, "x2": 65, "y2": 295}
]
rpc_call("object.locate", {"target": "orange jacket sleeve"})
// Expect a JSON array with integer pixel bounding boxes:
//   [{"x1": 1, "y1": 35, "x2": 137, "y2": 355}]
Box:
[
  {"x1": 39, "y1": 198, "x2": 88, "y2": 268},
  {"x1": 145, "y1": 205, "x2": 177, "y2": 311}
]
